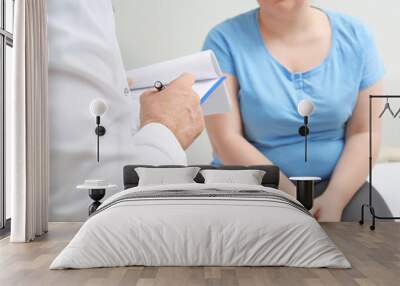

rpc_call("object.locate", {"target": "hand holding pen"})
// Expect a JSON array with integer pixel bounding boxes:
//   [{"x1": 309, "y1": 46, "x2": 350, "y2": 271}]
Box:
[{"x1": 128, "y1": 73, "x2": 205, "y2": 149}]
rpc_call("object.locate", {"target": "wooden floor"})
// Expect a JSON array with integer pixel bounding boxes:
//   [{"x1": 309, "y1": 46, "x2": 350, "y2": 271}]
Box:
[{"x1": 0, "y1": 222, "x2": 399, "y2": 286}]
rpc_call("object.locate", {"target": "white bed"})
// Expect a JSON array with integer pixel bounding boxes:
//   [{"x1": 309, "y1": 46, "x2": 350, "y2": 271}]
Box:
[{"x1": 50, "y1": 183, "x2": 350, "y2": 269}]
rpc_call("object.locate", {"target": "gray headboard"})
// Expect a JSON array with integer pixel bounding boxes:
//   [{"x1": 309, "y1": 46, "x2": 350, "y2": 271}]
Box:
[{"x1": 123, "y1": 165, "x2": 280, "y2": 189}]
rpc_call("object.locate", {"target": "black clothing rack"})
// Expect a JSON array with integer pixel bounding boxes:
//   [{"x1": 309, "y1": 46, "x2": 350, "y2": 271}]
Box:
[{"x1": 360, "y1": 95, "x2": 400, "y2": 230}]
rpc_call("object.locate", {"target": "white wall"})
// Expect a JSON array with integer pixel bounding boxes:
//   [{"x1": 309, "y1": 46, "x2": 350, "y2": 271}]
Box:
[{"x1": 49, "y1": 0, "x2": 400, "y2": 221}]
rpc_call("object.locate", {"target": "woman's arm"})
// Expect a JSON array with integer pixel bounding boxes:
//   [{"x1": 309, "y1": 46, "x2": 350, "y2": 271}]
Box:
[
  {"x1": 311, "y1": 80, "x2": 384, "y2": 221},
  {"x1": 205, "y1": 74, "x2": 296, "y2": 196}
]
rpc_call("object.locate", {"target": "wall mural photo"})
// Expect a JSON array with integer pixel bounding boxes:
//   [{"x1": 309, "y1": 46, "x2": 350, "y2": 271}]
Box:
[{"x1": 3, "y1": 1, "x2": 400, "y2": 284}]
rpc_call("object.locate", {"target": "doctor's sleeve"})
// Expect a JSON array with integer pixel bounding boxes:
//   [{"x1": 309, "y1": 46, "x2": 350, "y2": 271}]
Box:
[
  {"x1": 131, "y1": 123, "x2": 187, "y2": 165},
  {"x1": 202, "y1": 27, "x2": 237, "y2": 77}
]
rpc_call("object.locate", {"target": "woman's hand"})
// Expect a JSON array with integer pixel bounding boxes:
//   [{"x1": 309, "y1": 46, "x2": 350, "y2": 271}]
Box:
[
  {"x1": 310, "y1": 192, "x2": 344, "y2": 222},
  {"x1": 317, "y1": 82, "x2": 383, "y2": 222}
]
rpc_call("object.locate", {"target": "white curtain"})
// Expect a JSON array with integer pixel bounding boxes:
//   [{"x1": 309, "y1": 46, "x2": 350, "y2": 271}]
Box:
[{"x1": 8, "y1": 0, "x2": 49, "y2": 242}]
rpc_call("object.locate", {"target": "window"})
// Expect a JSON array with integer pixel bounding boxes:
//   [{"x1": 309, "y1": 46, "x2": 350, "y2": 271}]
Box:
[{"x1": 1, "y1": 0, "x2": 14, "y2": 232}]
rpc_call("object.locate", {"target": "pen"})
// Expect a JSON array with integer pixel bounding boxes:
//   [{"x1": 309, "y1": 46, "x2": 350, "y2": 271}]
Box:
[{"x1": 154, "y1": 81, "x2": 166, "y2": 92}]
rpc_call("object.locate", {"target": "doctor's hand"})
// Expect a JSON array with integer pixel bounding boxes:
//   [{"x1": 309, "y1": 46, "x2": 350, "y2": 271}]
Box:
[
  {"x1": 127, "y1": 78, "x2": 134, "y2": 89},
  {"x1": 139, "y1": 73, "x2": 205, "y2": 150},
  {"x1": 310, "y1": 193, "x2": 343, "y2": 222}
]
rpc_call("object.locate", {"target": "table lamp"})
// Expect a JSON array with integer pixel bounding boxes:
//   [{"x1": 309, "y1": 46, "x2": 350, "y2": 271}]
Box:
[{"x1": 297, "y1": 99, "x2": 315, "y2": 162}]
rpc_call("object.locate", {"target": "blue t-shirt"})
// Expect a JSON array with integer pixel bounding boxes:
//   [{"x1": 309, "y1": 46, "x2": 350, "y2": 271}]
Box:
[{"x1": 203, "y1": 8, "x2": 384, "y2": 180}]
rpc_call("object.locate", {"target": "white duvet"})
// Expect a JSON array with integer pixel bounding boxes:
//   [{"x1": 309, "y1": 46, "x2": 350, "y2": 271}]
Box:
[{"x1": 50, "y1": 183, "x2": 350, "y2": 269}]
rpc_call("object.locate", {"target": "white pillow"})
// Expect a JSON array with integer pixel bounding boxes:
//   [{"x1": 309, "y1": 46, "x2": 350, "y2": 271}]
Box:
[
  {"x1": 200, "y1": 169, "x2": 266, "y2": 185},
  {"x1": 135, "y1": 167, "x2": 200, "y2": 186}
]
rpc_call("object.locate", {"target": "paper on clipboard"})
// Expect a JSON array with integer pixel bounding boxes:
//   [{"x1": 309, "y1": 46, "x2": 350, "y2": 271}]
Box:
[{"x1": 126, "y1": 50, "x2": 231, "y2": 115}]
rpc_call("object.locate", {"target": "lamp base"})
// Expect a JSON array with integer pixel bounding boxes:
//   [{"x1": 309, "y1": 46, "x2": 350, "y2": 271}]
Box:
[
  {"x1": 88, "y1": 189, "x2": 106, "y2": 215},
  {"x1": 298, "y1": 125, "x2": 309, "y2": 136},
  {"x1": 95, "y1": 126, "x2": 106, "y2": 136},
  {"x1": 289, "y1": 177, "x2": 321, "y2": 210},
  {"x1": 295, "y1": 180, "x2": 314, "y2": 210}
]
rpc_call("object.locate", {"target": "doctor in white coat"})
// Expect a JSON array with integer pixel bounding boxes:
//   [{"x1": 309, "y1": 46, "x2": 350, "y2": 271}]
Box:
[
  {"x1": 48, "y1": 0, "x2": 204, "y2": 165},
  {"x1": 47, "y1": 0, "x2": 204, "y2": 220}
]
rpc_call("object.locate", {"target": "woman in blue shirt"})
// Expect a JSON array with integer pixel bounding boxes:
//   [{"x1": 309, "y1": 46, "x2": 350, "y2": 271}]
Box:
[{"x1": 203, "y1": 0, "x2": 392, "y2": 221}]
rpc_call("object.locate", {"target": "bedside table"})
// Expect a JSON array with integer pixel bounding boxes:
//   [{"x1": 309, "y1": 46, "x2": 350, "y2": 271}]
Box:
[{"x1": 77, "y1": 180, "x2": 117, "y2": 215}]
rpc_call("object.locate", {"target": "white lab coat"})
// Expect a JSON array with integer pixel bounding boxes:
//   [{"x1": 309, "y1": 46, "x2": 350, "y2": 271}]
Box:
[
  {"x1": 47, "y1": 0, "x2": 186, "y2": 220},
  {"x1": 47, "y1": 0, "x2": 186, "y2": 166}
]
